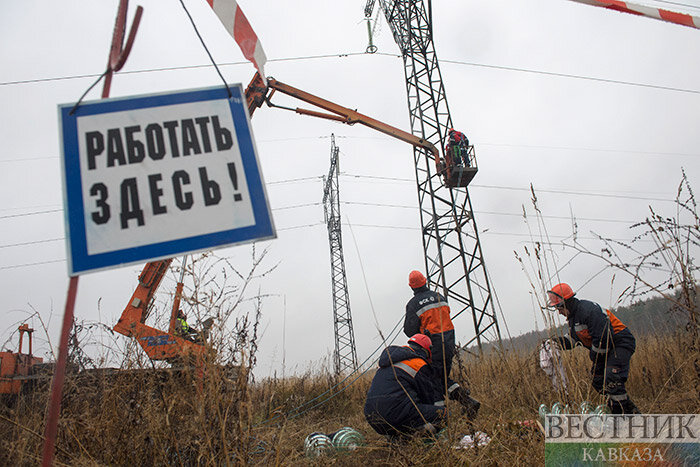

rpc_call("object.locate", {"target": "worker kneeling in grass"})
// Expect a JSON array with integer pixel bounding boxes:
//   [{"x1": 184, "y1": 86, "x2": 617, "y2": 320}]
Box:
[{"x1": 364, "y1": 334, "x2": 446, "y2": 440}]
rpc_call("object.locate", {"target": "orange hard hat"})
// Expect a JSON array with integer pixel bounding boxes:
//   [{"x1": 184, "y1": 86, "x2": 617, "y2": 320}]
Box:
[
  {"x1": 408, "y1": 333, "x2": 432, "y2": 352},
  {"x1": 547, "y1": 283, "x2": 575, "y2": 307},
  {"x1": 408, "y1": 270, "x2": 427, "y2": 289}
]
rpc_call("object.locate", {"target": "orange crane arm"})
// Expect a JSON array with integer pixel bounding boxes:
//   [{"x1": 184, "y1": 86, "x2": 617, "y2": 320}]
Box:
[
  {"x1": 113, "y1": 259, "x2": 172, "y2": 336},
  {"x1": 246, "y1": 72, "x2": 475, "y2": 188},
  {"x1": 269, "y1": 78, "x2": 440, "y2": 161},
  {"x1": 113, "y1": 257, "x2": 206, "y2": 361},
  {"x1": 246, "y1": 73, "x2": 440, "y2": 163}
]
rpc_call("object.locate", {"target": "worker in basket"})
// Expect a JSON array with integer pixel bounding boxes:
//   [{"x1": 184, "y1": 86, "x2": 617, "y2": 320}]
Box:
[
  {"x1": 445, "y1": 129, "x2": 470, "y2": 168},
  {"x1": 364, "y1": 334, "x2": 446, "y2": 439},
  {"x1": 404, "y1": 270, "x2": 480, "y2": 419},
  {"x1": 546, "y1": 283, "x2": 641, "y2": 414},
  {"x1": 175, "y1": 310, "x2": 199, "y2": 342}
]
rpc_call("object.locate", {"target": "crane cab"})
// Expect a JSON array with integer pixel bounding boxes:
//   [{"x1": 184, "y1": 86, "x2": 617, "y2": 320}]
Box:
[
  {"x1": 0, "y1": 324, "x2": 43, "y2": 395},
  {"x1": 440, "y1": 144, "x2": 478, "y2": 188}
]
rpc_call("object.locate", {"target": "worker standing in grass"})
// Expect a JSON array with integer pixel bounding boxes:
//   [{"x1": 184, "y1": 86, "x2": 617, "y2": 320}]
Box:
[
  {"x1": 404, "y1": 270, "x2": 480, "y2": 418},
  {"x1": 364, "y1": 334, "x2": 446, "y2": 439},
  {"x1": 547, "y1": 283, "x2": 641, "y2": 414}
]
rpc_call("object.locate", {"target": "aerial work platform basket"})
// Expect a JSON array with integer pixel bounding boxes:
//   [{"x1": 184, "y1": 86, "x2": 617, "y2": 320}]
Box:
[{"x1": 441, "y1": 144, "x2": 478, "y2": 188}]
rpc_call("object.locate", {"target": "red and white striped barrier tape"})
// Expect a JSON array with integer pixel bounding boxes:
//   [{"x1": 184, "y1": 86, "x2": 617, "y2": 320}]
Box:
[
  {"x1": 206, "y1": 0, "x2": 267, "y2": 80},
  {"x1": 569, "y1": 0, "x2": 700, "y2": 30}
]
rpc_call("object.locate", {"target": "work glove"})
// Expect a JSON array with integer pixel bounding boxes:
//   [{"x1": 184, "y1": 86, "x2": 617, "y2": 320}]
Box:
[{"x1": 449, "y1": 386, "x2": 481, "y2": 420}]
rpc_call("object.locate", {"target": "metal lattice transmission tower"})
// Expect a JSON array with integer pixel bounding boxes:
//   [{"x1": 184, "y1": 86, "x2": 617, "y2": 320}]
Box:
[
  {"x1": 323, "y1": 134, "x2": 359, "y2": 374},
  {"x1": 377, "y1": 0, "x2": 501, "y2": 349}
]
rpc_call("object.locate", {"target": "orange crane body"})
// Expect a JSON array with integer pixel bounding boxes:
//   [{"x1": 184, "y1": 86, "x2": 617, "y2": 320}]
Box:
[{"x1": 0, "y1": 324, "x2": 43, "y2": 395}]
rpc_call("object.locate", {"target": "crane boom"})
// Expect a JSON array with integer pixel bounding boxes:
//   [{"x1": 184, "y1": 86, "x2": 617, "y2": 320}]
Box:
[
  {"x1": 247, "y1": 72, "x2": 474, "y2": 187},
  {"x1": 268, "y1": 77, "x2": 439, "y2": 157},
  {"x1": 247, "y1": 73, "x2": 440, "y2": 164}
]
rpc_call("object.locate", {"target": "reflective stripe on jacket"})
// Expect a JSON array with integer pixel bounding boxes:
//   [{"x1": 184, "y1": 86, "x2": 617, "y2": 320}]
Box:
[
  {"x1": 415, "y1": 299, "x2": 454, "y2": 335},
  {"x1": 364, "y1": 345, "x2": 442, "y2": 428},
  {"x1": 558, "y1": 298, "x2": 635, "y2": 357},
  {"x1": 176, "y1": 317, "x2": 190, "y2": 335},
  {"x1": 404, "y1": 286, "x2": 455, "y2": 362}
]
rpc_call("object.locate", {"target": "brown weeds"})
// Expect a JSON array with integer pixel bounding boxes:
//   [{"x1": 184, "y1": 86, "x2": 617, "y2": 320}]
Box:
[{"x1": 1, "y1": 175, "x2": 698, "y2": 464}]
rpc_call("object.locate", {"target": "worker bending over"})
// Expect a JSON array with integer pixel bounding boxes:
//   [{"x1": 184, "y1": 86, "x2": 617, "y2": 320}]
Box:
[
  {"x1": 404, "y1": 270, "x2": 480, "y2": 418},
  {"x1": 547, "y1": 283, "x2": 640, "y2": 414},
  {"x1": 364, "y1": 334, "x2": 446, "y2": 439}
]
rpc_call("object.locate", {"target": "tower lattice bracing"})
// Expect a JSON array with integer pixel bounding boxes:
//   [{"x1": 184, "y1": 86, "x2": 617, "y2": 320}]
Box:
[
  {"x1": 377, "y1": 0, "x2": 501, "y2": 349},
  {"x1": 323, "y1": 134, "x2": 359, "y2": 374}
]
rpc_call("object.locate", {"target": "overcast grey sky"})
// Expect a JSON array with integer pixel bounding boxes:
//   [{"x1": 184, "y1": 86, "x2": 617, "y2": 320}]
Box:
[{"x1": 1, "y1": 0, "x2": 699, "y2": 376}]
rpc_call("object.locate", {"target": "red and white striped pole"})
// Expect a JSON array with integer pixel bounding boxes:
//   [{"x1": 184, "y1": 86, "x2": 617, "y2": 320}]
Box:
[
  {"x1": 569, "y1": 0, "x2": 700, "y2": 30},
  {"x1": 206, "y1": 0, "x2": 267, "y2": 81}
]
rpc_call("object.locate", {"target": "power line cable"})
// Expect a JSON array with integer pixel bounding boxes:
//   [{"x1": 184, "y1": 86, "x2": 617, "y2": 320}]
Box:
[
  {"x1": 465, "y1": 184, "x2": 673, "y2": 202},
  {"x1": 0, "y1": 53, "x2": 369, "y2": 87},
  {"x1": 0, "y1": 178, "x2": 675, "y2": 221},
  {"x1": 481, "y1": 142, "x2": 700, "y2": 159},
  {"x1": 0, "y1": 225, "x2": 656, "y2": 271},
  {"x1": 347, "y1": 223, "x2": 657, "y2": 242},
  {"x1": 5, "y1": 140, "x2": 698, "y2": 165},
  {"x1": 340, "y1": 173, "x2": 677, "y2": 202},
  {"x1": 342, "y1": 201, "x2": 638, "y2": 224},
  {"x1": 272, "y1": 202, "x2": 321, "y2": 211},
  {"x1": 0, "y1": 156, "x2": 58, "y2": 163},
  {"x1": 275, "y1": 222, "x2": 323, "y2": 231},
  {"x1": 0, "y1": 203, "x2": 319, "y2": 221},
  {"x1": 0, "y1": 238, "x2": 64, "y2": 249},
  {"x1": 0, "y1": 204, "x2": 62, "y2": 213},
  {"x1": 267, "y1": 175, "x2": 323, "y2": 185},
  {"x1": 3, "y1": 50, "x2": 699, "y2": 95},
  {"x1": 0, "y1": 259, "x2": 66, "y2": 271},
  {"x1": 0, "y1": 209, "x2": 63, "y2": 220},
  {"x1": 0, "y1": 202, "x2": 641, "y2": 250},
  {"x1": 0, "y1": 222, "x2": 325, "y2": 270},
  {"x1": 439, "y1": 57, "x2": 700, "y2": 95}
]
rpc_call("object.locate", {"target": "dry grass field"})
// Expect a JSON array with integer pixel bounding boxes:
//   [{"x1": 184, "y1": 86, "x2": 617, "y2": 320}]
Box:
[
  {"x1": 1, "y1": 329, "x2": 698, "y2": 466},
  {"x1": 2, "y1": 175, "x2": 696, "y2": 465}
]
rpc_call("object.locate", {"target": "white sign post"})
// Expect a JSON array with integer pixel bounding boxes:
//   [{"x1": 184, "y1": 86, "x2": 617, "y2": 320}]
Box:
[{"x1": 58, "y1": 84, "x2": 275, "y2": 275}]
